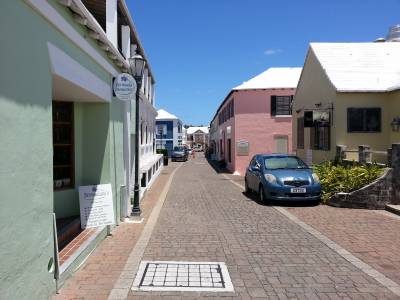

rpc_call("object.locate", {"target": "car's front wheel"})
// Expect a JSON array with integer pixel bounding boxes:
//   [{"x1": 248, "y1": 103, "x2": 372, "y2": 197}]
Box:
[
  {"x1": 244, "y1": 178, "x2": 250, "y2": 194},
  {"x1": 259, "y1": 185, "x2": 267, "y2": 204}
]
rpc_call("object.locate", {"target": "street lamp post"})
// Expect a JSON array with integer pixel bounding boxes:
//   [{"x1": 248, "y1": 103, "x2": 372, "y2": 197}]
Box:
[{"x1": 128, "y1": 54, "x2": 146, "y2": 216}]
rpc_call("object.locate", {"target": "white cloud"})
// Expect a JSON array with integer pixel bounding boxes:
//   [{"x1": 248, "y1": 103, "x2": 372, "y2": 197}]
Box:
[{"x1": 264, "y1": 49, "x2": 282, "y2": 55}]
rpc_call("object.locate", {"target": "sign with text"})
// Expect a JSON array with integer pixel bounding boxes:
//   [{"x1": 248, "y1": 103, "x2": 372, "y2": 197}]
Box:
[
  {"x1": 237, "y1": 140, "x2": 249, "y2": 156},
  {"x1": 113, "y1": 73, "x2": 137, "y2": 101},
  {"x1": 79, "y1": 184, "x2": 115, "y2": 229}
]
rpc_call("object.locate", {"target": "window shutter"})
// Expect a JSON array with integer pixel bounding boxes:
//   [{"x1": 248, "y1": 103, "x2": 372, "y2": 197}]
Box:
[
  {"x1": 290, "y1": 95, "x2": 294, "y2": 115},
  {"x1": 271, "y1": 96, "x2": 277, "y2": 116}
]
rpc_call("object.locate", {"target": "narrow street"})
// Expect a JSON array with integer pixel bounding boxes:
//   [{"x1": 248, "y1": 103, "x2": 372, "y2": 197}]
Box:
[{"x1": 119, "y1": 154, "x2": 398, "y2": 299}]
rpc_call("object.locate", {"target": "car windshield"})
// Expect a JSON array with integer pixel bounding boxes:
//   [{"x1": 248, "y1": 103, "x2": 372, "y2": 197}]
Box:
[
  {"x1": 174, "y1": 146, "x2": 185, "y2": 151},
  {"x1": 264, "y1": 156, "x2": 308, "y2": 170}
]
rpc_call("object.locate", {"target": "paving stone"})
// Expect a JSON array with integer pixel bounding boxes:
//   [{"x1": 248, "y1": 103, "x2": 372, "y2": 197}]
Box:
[{"x1": 287, "y1": 205, "x2": 400, "y2": 286}]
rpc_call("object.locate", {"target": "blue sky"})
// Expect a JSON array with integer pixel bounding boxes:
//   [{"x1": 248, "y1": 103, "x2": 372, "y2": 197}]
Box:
[{"x1": 128, "y1": 0, "x2": 400, "y2": 125}]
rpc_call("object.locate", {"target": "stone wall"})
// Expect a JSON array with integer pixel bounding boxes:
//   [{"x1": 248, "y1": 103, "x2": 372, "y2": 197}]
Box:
[{"x1": 328, "y1": 168, "x2": 393, "y2": 209}]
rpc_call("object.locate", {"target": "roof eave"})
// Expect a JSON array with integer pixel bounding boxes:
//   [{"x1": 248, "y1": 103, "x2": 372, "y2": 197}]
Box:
[{"x1": 337, "y1": 88, "x2": 399, "y2": 93}]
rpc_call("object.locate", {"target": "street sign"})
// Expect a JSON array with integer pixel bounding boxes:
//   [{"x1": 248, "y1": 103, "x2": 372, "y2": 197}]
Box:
[
  {"x1": 79, "y1": 184, "x2": 115, "y2": 229},
  {"x1": 237, "y1": 140, "x2": 249, "y2": 156},
  {"x1": 113, "y1": 73, "x2": 137, "y2": 101}
]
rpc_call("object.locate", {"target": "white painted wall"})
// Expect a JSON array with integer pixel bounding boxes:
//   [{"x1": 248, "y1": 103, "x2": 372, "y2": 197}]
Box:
[
  {"x1": 106, "y1": 0, "x2": 118, "y2": 49},
  {"x1": 121, "y1": 25, "x2": 131, "y2": 59}
]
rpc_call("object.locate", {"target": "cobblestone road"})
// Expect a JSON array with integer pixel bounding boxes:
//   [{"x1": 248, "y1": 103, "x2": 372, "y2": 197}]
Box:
[{"x1": 129, "y1": 155, "x2": 398, "y2": 299}]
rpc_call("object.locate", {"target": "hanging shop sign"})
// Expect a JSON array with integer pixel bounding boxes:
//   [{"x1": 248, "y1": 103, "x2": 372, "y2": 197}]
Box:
[
  {"x1": 79, "y1": 184, "x2": 115, "y2": 229},
  {"x1": 237, "y1": 140, "x2": 249, "y2": 156},
  {"x1": 113, "y1": 73, "x2": 137, "y2": 101},
  {"x1": 304, "y1": 111, "x2": 330, "y2": 127}
]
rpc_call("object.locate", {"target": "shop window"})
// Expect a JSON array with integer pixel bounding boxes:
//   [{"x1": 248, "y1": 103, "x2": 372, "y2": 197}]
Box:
[
  {"x1": 297, "y1": 117, "x2": 304, "y2": 149},
  {"x1": 271, "y1": 95, "x2": 293, "y2": 116},
  {"x1": 53, "y1": 101, "x2": 74, "y2": 190},
  {"x1": 310, "y1": 124, "x2": 330, "y2": 151},
  {"x1": 347, "y1": 108, "x2": 381, "y2": 132}
]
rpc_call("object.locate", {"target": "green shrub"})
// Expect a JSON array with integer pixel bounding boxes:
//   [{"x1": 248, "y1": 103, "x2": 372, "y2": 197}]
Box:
[
  {"x1": 156, "y1": 149, "x2": 168, "y2": 157},
  {"x1": 313, "y1": 161, "x2": 384, "y2": 203}
]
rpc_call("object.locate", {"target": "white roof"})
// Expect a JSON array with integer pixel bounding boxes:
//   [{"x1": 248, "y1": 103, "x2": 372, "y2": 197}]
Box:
[
  {"x1": 156, "y1": 109, "x2": 179, "y2": 120},
  {"x1": 310, "y1": 42, "x2": 400, "y2": 92},
  {"x1": 233, "y1": 67, "x2": 302, "y2": 90},
  {"x1": 186, "y1": 126, "x2": 209, "y2": 134}
]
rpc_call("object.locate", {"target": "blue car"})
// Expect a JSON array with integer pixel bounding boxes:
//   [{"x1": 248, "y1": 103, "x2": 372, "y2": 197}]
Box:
[{"x1": 244, "y1": 154, "x2": 321, "y2": 203}]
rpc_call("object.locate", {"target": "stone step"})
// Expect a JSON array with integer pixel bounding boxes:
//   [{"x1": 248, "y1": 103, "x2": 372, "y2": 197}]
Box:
[{"x1": 385, "y1": 204, "x2": 400, "y2": 216}]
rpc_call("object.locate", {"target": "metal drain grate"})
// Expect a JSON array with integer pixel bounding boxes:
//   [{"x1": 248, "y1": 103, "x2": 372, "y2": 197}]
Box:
[{"x1": 132, "y1": 261, "x2": 234, "y2": 292}]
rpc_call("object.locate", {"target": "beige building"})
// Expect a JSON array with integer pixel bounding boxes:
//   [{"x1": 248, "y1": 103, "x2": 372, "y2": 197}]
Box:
[
  {"x1": 293, "y1": 42, "x2": 400, "y2": 165},
  {"x1": 184, "y1": 126, "x2": 209, "y2": 149}
]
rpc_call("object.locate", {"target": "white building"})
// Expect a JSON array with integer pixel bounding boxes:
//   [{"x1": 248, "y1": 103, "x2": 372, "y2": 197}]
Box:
[
  {"x1": 155, "y1": 109, "x2": 183, "y2": 155},
  {"x1": 138, "y1": 92, "x2": 164, "y2": 199}
]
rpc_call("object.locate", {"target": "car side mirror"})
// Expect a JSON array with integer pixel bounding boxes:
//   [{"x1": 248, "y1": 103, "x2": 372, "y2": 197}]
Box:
[{"x1": 252, "y1": 165, "x2": 260, "y2": 172}]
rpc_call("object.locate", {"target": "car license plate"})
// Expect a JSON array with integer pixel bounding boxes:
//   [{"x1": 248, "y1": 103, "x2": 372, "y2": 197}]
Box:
[{"x1": 291, "y1": 188, "x2": 306, "y2": 193}]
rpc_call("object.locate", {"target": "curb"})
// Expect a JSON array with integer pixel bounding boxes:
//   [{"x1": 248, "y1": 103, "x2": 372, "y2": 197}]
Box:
[
  {"x1": 386, "y1": 204, "x2": 400, "y2": 216},
  {"x1": 108, "y1": 163, "x2": 183, "y2": 300}
]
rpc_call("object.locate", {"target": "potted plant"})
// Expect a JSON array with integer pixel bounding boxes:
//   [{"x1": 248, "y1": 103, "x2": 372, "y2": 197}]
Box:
[{"x1": 157, "y1": 149, "x2": 169, "y2": 166}]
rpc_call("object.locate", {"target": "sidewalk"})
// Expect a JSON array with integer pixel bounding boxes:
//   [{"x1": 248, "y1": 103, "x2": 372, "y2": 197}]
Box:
[
  {"x1": 54, "y1": 162, "x2": 179, "y2": 300},
  {"x1": 287, "y1": 206, "x2": 400, "y2": 285}
]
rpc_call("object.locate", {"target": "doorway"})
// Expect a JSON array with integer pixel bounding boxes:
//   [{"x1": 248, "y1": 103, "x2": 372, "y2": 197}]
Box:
[{"x1": 274, "y1": 135, "x2": 288, "y2": 154}]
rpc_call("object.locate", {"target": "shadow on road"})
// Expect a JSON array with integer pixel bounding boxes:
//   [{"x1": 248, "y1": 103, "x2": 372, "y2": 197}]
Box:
[
  {"x1": 206, "y1": 158, "x2": 231, "y2": 174},
  {"x1": 241, "y1": 191, "x2": 320, "y2": 208}
]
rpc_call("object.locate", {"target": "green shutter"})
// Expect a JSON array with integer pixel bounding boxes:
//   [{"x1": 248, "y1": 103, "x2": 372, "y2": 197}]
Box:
[{"x1": 271, "y1": 96, "x2": 277, "y2": 116}]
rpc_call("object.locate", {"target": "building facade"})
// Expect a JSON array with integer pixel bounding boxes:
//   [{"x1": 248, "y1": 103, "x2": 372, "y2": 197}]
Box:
[
  {"x1": 209, "y1": 68, "x2": 302, "y2": 175},
  {"x1": 293, "y1": 42, "x2": 400, "y2": 165},
  {"x1": 0, "y1": 0, "x2": 161, "y2": 298},
  {"x1": 155, "y1": 109, "x2": 183, "y2": 156},
  {"x1": 185, "y1": 126, "x2": 209, "y2": 150}
]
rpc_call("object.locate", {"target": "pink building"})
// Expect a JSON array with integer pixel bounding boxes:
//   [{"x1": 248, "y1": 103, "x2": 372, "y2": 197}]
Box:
[{"x1": 209, "y1": 68, "x2": 302, "y2": 175}]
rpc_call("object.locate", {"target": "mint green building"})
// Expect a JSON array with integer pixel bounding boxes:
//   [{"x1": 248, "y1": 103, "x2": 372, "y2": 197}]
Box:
[{"x1": 0, "y1": 1, "x2": 161, "y2": 298}]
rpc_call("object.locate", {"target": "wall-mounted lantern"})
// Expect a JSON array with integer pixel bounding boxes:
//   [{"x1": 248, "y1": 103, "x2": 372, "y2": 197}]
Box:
[{"x1": 390, "y1": 116, "x2": 400, "y2": 132}]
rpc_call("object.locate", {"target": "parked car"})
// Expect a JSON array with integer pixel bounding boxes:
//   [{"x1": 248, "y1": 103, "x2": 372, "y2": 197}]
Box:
[
  {"x1": 171, "y1": 146, "x2": 188, "y2": 162},
  {"x1": 184, "y1": 146, "x2": 192, "y2": 155},
  {"x1": 245, "y1": 154, "x2": 321, "y2": 203}
]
